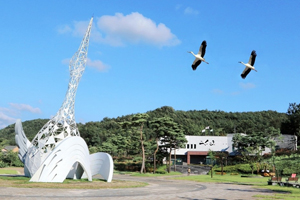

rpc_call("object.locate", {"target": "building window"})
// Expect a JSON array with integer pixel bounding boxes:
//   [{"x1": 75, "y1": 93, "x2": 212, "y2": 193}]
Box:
[
  {"x1": 191, "y1": 144, "x2": 193, "y2": 149},
  {"x1": 194, "y1": 144, "x2": 196, "y2": 149},
  {"x1": 187, "y1": 144, "x2": 189, "y2": 149}
]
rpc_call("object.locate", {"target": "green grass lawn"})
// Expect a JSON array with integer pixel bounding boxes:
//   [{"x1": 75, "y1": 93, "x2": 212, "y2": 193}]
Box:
[
  {"x1": 174, "y1": 173, "x2": 269, "y2": 185},
  {"x1": 0, "y1": 169, "x2": 19, "y2": 175}
]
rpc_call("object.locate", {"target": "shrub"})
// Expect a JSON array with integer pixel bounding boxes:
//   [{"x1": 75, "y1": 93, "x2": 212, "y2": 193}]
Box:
[
  {"x1": 236, "y1": 164, "x2": 256, "y2": 174},
  {"x1": 215, "y1": 163, "x2": 259, "y2": 174},
  {"x1": 0, "y1": 161, "x2": 7, "y2": 168},
  {"x1": 12, "y1": 159, "x2": 24, "y2": 167},
  {"x1": 114, "y1": 156, "x2": 133, "y2": 162},
  {"x1": 215, "y1": 172, "x2": 226, "y2": 175},
  {"x1": 275, "y1": 159, "x2": 300, "y2": 176},
  {"x1": 0, "y1": 151, "x2": 21, "y2": 167},
  {"x1": 114, "y1": 161, "x2": 141, "y2": 172},
  {"x1": 114, "y1": 162, "x2": 126, "y2": 171},
  {"x1": 275, "y1": 149, "x2": 292, "y2": 157},
  {"x1": 155, "y1": 169, "x2": 167, "y2": 174},
  {"x1": 132, "y1": 156, "x2": 142, "y2": 162},
  {"x1": 114, "y1": 160, "x2": 155, "y2": 172},
  {"x1": 214, "y1": 165, "x2": 237, "y2": 173},
  {"x1": 88, "y1": 147, "x2": 99, "y2": 154}
]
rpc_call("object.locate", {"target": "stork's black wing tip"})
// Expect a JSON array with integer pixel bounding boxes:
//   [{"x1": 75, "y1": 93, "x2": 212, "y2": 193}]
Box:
[{"x1": 192, "y1": 60, "x2": 201, "y2": 70}]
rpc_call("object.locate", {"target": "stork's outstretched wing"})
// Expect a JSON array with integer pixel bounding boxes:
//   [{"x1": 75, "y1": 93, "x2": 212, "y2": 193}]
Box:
[
  {"x1": 248, "y1": 50, "x2": 257, "y2": 66},
  {"x1": 241, "y1": 67, "x2": 251, "y2": 79},
  {"x1": 192, "y1": 59, "x2": 201, "y2": 70},
  {"x1": 199, "y1": 40, "x2": 207, "y2": 57}
]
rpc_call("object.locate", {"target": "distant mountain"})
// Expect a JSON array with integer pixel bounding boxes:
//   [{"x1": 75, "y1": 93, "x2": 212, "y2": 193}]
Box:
[{"x1": 0, "y1": 106, "x2": 288, "y2": 147}]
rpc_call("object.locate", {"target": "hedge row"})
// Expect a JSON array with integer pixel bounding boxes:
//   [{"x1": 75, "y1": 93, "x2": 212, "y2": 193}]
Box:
[
  {"x1": 114, "y1": 162, "x2": 167, "y2": 174},
  {"x1": 214, "y1": 162, "x2": 300, "y2": 176},
  {"x1": 214, "y1": 164, "x2": 259, "y2": 174},
  {"x1": 0, "y1": 151, "x2": 24, "y2": 168}
]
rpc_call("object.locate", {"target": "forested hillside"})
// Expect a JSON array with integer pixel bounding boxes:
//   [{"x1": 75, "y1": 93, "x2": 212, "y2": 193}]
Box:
[
  {"x1": 0, "y1": 106, "x2": 288, "y2": 150},
  {"x1": 147, "y1": 106, "x2": 286, "y2": 135},
  {"x1": 0, "y1": 119, "x2": 49, "y2": 146}
]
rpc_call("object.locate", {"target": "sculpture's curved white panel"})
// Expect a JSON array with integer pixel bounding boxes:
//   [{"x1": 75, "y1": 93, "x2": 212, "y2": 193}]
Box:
[
  {"x1": 24, "y1": 148, "x2": 41, "y2": 177},
  {"x1": 30, "y1": 137, "x2": 92, "y2": 182},
  {"x1": 83, "y1": 152, "x2": 114, "y2": 182},
  {"x1": 14, "y1": 17, "x2": 114, "y2": 183},
  {"x1": 15, "y1": 119, "x2": 31, "y2": 163}
]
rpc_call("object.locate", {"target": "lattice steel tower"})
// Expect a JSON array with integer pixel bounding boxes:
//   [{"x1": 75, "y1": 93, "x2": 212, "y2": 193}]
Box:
[{"x1": 24, "y1": 17, "x2": 93, "y2": 176}]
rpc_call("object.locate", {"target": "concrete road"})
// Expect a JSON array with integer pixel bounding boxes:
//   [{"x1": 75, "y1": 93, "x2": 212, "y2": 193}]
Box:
[{"x1": 0, "y1": 174, "x2": 276, "y2": 200}]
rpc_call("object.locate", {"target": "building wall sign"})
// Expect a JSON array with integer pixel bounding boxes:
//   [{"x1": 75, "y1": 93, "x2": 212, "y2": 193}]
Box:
[{"x1": 199, "y1": 139, "x2": 215, "y2": 146}]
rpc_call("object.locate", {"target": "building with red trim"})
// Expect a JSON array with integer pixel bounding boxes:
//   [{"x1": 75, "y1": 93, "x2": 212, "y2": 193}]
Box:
[{"x1": 170, "y1": 134, "x2": 296, "y2": 165}]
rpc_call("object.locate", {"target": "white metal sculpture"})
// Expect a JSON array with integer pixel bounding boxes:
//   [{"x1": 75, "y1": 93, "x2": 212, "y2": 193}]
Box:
[{"x1": 15, "y1": 17, "x2": 114, "y2": 182}]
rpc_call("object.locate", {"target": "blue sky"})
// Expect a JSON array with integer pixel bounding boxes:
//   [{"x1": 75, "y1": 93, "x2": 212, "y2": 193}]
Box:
[{"x1": 1, "y1": 1, "x2": 300, "y2": 129}]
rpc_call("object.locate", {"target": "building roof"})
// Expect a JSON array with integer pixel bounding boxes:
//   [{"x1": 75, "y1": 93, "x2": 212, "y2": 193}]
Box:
[{"x1": 2, "y1": 146, "x2": 19, "y2": 152}]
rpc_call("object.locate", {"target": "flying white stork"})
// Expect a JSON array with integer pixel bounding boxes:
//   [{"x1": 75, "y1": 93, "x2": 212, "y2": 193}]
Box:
[
  {"x1": 239, "y1": 50, "x2": 257, "y2": 79},
  {"x1": 188, "y1": 40, "x2": 209, "y2": 70}
]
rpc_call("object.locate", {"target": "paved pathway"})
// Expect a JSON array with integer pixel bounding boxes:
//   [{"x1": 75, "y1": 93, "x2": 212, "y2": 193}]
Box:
[{"x1": 0, "y1": 174, "x2": 276, "y2": 200}]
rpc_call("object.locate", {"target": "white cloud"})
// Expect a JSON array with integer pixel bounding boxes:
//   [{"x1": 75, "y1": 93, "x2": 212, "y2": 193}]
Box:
[
  {"x1": 239, "y1": 82, "x2": 256, "y2": 90},
  {"x1": 59, "y1": 13, "x2": 180, "y2": 47},
  {"x1": 62, "y1": 58, "x2": 70, "y2": 65},
  {"x1": 97, "y1": 12, "x2": 180, "y2": 47},
  {"x1": 57, "y1": 25, "x2": 72, "y2": 34},
  {"x1": 0, "y1": 103, "x2": 42, "y2": 129},
  {"x1": 72, "y1": 20, "x2": 91, "y2": 37},
  {"x1": 9, "y1": 103, "x2": 42, "y2": 114},
  {"x1": 0, "y1": 107, "x2": 12, "y2": 113},
  {"x1": 57, "y1": 21, "x2": 89, "y2": 37},
  {"x1": 230, "y1": 91, "x2": 241, "y2": 96},
  {"x1": 213, "y1": 83, "x2": 255, "y2": 96},
  {"x1": 0, "y1": 112, "x2": 16, "y2": 129},
  {"x1": 212, "y1": 89, "x2": 224, "y2": 95},
  {"x1": 184, "y1": 7, "x2": 199, "y2": 15},
  {"x1": 175, "y1": 4, "x2": 182, "y2": 11},
  {"x1": 87, "y1": 58, "x2": 109, "y2": 72},
  {"x1": 57, "y1": 20, "x2": 91, "y2": 38}
]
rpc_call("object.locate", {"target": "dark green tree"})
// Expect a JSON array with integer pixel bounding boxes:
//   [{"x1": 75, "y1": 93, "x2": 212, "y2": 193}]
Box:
[
  {"x1": 0, "y1": 151, "x2": 23, "y2": 167},
  {"x1": 79, "y1": 122, "x2": 101, "y2": 147},
  {"x1": 120, "y1": 113, "x2": 149, "y2": 173},
  {"x1": 157, "y1": 117, "x2": 186, "y2": 173},
  {"x1": 208, "y1": 150, "x2": 216, "y2": 178},
  {"x1": 281, "y1": 103, "x2": 300, "y2": 145},
  {"x1": 98, "y1": 140, "x2": 118, "y2": 156},
  {"x1": 150, "y1": 117, "x2": 182, "y2": 173},
  {"x1": 233, "y1": 129, "x2": 280, "y2": 174},
  {"x1": 215, "y1": 151, "x2": 228, "y2": 175}
]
